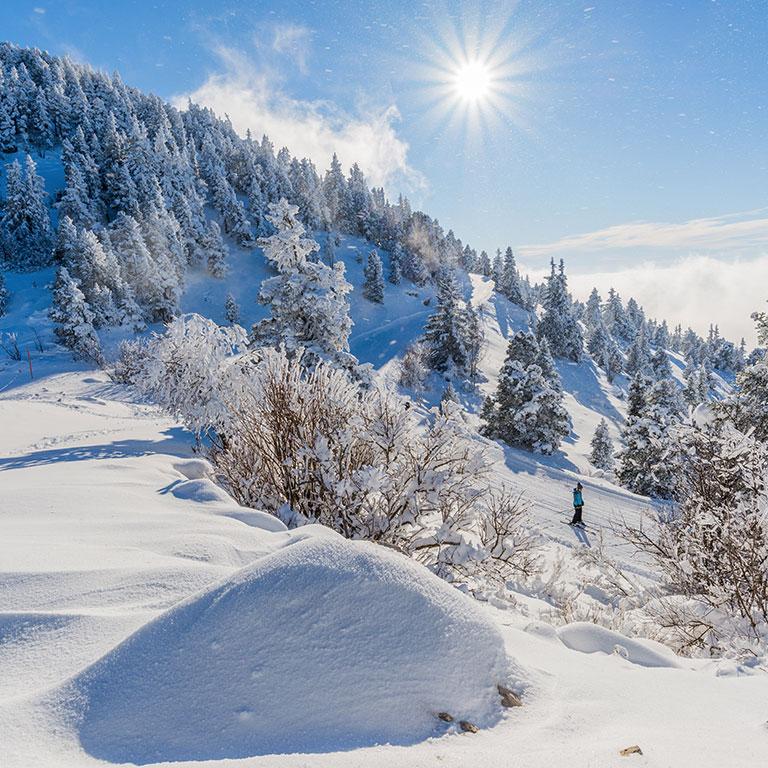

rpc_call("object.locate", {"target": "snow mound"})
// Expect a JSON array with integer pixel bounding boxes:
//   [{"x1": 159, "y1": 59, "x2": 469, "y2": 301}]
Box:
[
  {"x1": 173, "y1": 458, "x2": 213, "y2": 480},
  {"x1": 171, "y1": 477, "x2": 233, "y2": 503},
  {"x1": 170, "y1": 477, "x2": 288, "y2": 532},
  {"x1": 70, "y1": 528, "x2": 512, "y2": 763},
  {"x1": 557, "y1": 622, "x2": 682, "y2": 668}
]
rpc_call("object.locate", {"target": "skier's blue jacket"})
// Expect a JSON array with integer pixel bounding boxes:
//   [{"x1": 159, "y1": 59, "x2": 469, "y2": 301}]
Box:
[{"x1": 573, "y1": 488, "x2": 584, "y2": 507}]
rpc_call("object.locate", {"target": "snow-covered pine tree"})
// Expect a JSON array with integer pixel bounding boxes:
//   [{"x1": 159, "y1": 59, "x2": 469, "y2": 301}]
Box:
[
  {"x1": 463, "y1": 301, "x2": 485, "y2": 379},
  {"x1": 49, "y1": 266, "x2": 103, "y2": 364},
  {"x1": 584, "y1": 287, "x2": 602, "y2": 332},
  {"x1": 499, "y1": 247, "x2": 524, "y2": 305},
  {"x1": 724, "y1": 312, "x2": 768, "y2": 441},
  {"x1": 362, "y1": 250, "x2": 385, "y2": 303},
  {"x1": 602, "y1": 288, "x2": 635, "y2": 343},
  {"x1": 536, "y1": 259, "x2": 583, "y2": 362},
  {"x1": 625, "y1": 297, "x2": 646, "y2": 333},
  {"x1": 0, "y1": 154, "x2": 52, "y2": 268},
  {"x1": 617, "y1": 372, "x2": 683, "y2": 499},
  {"x1": 587, "y1": 321, "x2": 623, "y2": 382},
  {"x1": 440, "y1": 380, "x2": 459, "y2": 406},
  {"x1": 225, "y1": 292, "x2": 240, "y2": 325},
  {"x1": 482, "y1": 330, "x2": 569, "y2": 454},
  {"x1": 682, "y1": 363, "x2": 709, "y2": 407},
  {"x1": 401, "y1": 247, "x2": 430, "y2": 285},
  {"x1": 476, "y1": 250, "x2": 492, "y2": 277},
  {"x1": 423, "y1": 267, "x2": 468, "y2": 374},
  {"x1": 388, "y1": 244, "x2": 403, "y2": 284},
  {"x1": 625, "y1": 326, "x2": 652, "y2": 376},
  {"x1": 654, "y1": 320, "x2": 670, "y2": 350},
  {"x1": 204, "y1": 221, "x2": 229, "y2": 278},
  {"x1": 0, "y1": 271, "x2": 9, "y2": 316},
  {"x1": 650, "y1": 347, "x2": 673, "y2": 381},
  {"x1": 492, "y1": 249, "x2": 503, "y2": 286},
  {"x1": 399, "y1": 341, "x2": 428, "y2": 391},
  {"x1": 590, "y1": 418, "x2": 614, "y2": 470},
  {"x1": 252, "y1": 199, "x2": 355, "y2": 369}
]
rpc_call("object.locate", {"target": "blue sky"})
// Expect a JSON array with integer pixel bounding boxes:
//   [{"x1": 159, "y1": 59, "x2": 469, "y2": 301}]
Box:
[{"x1": 3, "y1": 0, "x2": 767, "y2": 341}]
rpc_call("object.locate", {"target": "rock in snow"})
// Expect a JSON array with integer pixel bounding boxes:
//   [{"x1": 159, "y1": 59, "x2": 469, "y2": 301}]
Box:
[{"x1": 68, "y1": 527, "x2": 512, "y2": 763}]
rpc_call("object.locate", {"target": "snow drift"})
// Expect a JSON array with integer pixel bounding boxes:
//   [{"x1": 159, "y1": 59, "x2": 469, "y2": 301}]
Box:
[{"x1": 70, "y1": 527, "x2": 512, "y2": 763}]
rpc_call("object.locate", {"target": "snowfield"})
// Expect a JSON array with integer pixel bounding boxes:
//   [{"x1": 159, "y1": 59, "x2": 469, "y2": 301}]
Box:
[{"x1": 1, "y1": 369, "x2": 766, "y2": 767}]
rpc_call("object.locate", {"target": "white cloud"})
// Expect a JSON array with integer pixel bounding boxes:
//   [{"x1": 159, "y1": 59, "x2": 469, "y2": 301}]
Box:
[
  {"x1": 270, "y1": 23, "x2": 312, "y2": 74},
  {"x1": 519, "y1": 209, "x2": 768, "y2": 263},
  {"x1": 173, "y1": 46, "x2": 424, "y2": 194},
  {"x1": 33, "y1": 7, "x2": 46, "y2": 14},
  {"x1": 561, "y1": 254, "x2": 768, "y2": 347}
]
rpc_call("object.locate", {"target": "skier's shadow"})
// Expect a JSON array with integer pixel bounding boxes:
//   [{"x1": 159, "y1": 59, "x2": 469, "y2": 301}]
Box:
[{"x1": 569, "y1": 525, "x2": 591, "y2": 547}]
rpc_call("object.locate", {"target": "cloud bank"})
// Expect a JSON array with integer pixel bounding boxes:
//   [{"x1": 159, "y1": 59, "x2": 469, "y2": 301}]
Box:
[
  {"x1": 519, "y1": 209, "x2": 768, "y2": 263},
  {"x1": 174, "y1": 46, "x2": 424, "y2": 194},
  {"x1": 563, "y1": 254, "x2": 768, "y2": 348}
]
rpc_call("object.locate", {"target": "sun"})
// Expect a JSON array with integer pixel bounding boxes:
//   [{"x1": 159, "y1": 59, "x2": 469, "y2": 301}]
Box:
[
  {"x1": 410, "y1": 7, "x2": 544, "y2": 147},
  {"x1": 453, "y1": 60, "x2": 492, "y2": 103}
]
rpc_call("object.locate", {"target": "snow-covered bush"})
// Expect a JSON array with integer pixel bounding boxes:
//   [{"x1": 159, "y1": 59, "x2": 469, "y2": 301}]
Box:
[
  {"x1": 128, "y1": 324, "x2": 540, "y2": 588},
  {"x1": 621, "y1": 418, "x2": 768, "y2": 652},
  {"x1": 128, "y1": 313, "x2": 247, "y2": 438}
]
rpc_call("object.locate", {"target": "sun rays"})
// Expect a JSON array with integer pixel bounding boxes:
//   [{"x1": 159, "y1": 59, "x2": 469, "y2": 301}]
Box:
[{"x1": 411, "y1": 4, "x2": 543, "y2": 148}]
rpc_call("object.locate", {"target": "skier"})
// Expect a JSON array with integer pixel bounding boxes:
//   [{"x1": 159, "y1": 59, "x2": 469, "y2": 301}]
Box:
[{"x1": 570, "y1": 482, "x2": 585, "y2": 526}]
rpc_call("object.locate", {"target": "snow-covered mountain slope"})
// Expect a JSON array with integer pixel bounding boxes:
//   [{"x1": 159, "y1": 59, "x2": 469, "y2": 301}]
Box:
[
  {"x1": 2, "y1": 144, "x2": 764, "y2": 767},
  {"x1": 2, "y1": 370, "x2": 766, "y2": 768}
]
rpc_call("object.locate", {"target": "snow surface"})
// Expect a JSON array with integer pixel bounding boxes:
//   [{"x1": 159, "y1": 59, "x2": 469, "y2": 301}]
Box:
[
  {"x1": 1, "y1": 152, "x2": 766, "y2": 765},
  {"x1": 1, "y1": 371, "x2": 766, "y2": 767},
  {"x1": 70, "y1": 530, "x2": 510, "y2": 763}
]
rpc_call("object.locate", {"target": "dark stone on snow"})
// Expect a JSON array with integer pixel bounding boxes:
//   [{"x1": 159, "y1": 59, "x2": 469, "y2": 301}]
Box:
[
  {"x1": 497, "y1": 684, "x2": 523, "y2": 708},
  {"x1": 459, "y1": 720, "x2": 479, "y2": 733}
]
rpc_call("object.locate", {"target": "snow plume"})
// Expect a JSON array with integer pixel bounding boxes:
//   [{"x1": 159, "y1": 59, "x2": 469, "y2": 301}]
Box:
[
  {"x1": 565, "y1": 254, "x2": 768, "y2": 347},
  {"x1": 174, "y1": 46, "x2": 425, "y2": 195}
]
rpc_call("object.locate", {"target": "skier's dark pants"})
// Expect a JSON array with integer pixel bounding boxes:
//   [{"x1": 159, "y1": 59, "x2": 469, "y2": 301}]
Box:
[{"x1": 571, "y1": 505, "x2": 583, "y2": 525}]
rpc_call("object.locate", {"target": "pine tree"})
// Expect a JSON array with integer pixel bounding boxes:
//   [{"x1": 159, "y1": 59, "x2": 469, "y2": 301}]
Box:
[
  {"x1": 603, "y1": 288, "x2": 634, "y2": 343},
  {"x1": 362, "y1": 250, "x2": 385, "y2": 303},
  {"x1": 204, "y1": 221, "x2": 229, "y2": 278},
  {"x1": 654, "y1": 320, "x2": 670, "y2": 350},
  {"x1": 499, "y1": 247, "x2": 524, "y2": 305},
  {"x1": 617, "y1": 372, "x2": 682, "y2": 499},
  {"x1": 537, "y1": 259, "x2": 583, "y2": 361},
  {"x1": 441, "y1": 380, "x2": 459, "y2": 406},
  {"x1": 584, "y1": 287, "x2": 603, "y2": 332},
  {"x1": 650, "y1": 347, "x2": 672, "y2": 381},
  {"x1": 0, "y1": 271, "x2": 9, "y2": 316},
  {"x1": 49, "y1": 267, "x2": 104, "y2": 364},
  {"x1": 625, "y1": 327, "x2": 652, "y2": 376},
  {"x1": 388, "y1": 244, "x2": 403, "y2": 285},
  {"x1": 587, "y1": 321, "x2": 623, "y2": 382},
  {"x1": 0, "y1": 155, "x2": 52, "y2": 268},
  {"x1": 399, "y1": 341, "x2": 428, "y2": 391},
  {"x1": 225, "y1": 292, "x2": 240, "y2": 325},
  {"x1": 683, "y1": 363, "x2": 709, "y2": 407},
  {"x1": 477, "y1": 250, "x2": 492, "y2": 277},
  {"x1": 590, "y1": 418, "x2": 614, "y2": 470},
  {"x1": 252, "y1": 199, "x2": 355, "y2": 368},
  {"x1": 463, "y1": 301, "x2": 485, "y2": 379},
  {"x1": 481, "y1": 331, "x2": 569, "y2": 454},
  {"x1": 492, "y1": 249, "x2": 503, "y2": 286},
  {"x1": 423, "y1": 267, "x2": 468, "y2": 373}
]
